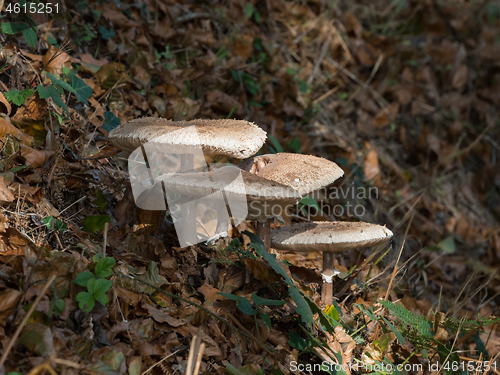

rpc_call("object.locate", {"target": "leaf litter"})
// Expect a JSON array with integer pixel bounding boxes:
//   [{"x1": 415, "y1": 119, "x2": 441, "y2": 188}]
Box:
[{"x1": 1, "y1": 0, "x2": 500, "y2": 374}]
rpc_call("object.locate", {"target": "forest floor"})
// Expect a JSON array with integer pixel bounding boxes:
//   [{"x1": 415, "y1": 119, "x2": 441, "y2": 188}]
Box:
[{"x1": 1, "y1": 0, "x2": 500, "y2": 374}]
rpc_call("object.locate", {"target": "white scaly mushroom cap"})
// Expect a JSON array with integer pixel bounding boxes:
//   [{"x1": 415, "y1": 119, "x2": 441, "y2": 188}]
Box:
[
  {"x1": 109, "y1": 117, "x2": 267, "y2": 159},
  {"x1": 240, "y1": 153, "x2": 344, "y2": 195},
  {"x1": 271, "y1": 221, "x2": 393, "y2": 252},
  {"x1": 155, "y1": 166, "x2": 302, "y2": 222}
]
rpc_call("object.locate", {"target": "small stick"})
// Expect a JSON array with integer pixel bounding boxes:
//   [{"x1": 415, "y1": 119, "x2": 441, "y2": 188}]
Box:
[
  {"x1": 0, "y1": 273, "x2": 57, "y2": 370},
  {"x1": 102, "y1": 222, "x2": 109, "y2": 258},
  {"x1": 192, "y1": 343, "x2": 206, "y2": 375}
]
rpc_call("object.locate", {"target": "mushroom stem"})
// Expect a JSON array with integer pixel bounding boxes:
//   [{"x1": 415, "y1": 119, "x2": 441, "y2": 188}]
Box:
[
  {"x1": 181, "y1": 154, "x2": 196, "y2": 245},
  {"x1": 321, "y1": 251, "x2": 334, "y2": 306},
  {"x1": 256, "y1": 220, "x2": 271, "y2": 251}
]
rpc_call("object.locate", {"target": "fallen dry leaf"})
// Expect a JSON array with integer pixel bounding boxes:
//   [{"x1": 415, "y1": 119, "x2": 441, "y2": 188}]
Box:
[
  {"x1": 0, "y1": 91, "x2": 11, "y2": 115},
  {"x1": 373, "y1": 102, "x2": 399, "y2": 128},
  {"x1": 0, "y1": 176, "x2": 14, "y2": 202},
  {"x1": 21, "y1": 144, "x2": 55, "y2": 168},
  {"x1": 0, "y1": 117, "x2": 33, "y2": 145}
]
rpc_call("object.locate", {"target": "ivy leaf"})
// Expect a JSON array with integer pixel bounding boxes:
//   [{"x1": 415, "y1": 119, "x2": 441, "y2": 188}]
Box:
[
  {"x1": 43, "y1": 216, "x2": 55, "y2": 230},
  {"x1": 218, "y1": 293, "x2": 255, "y2": 315},
  {"x1": 72, "y1": 272, "x2": 94, "y2": 287},
  {"x1": 4, "y1": 88, "x2": 35, "y2": 106},
  {"x1": 99, "y1": 26, "x2": 116, "y2": 40},
  {"x1": 95, "y1": 257, "x2": 116, "y2": 278},
  {"x1": 102, "y1": 111, "x2": 120, "y2": 133},
  {"x1": 69, "y1": 71, "x2": 93, "y2": 104},
  {"x1": 76, "y1": 291, "x2": 95, "y2": 312}
]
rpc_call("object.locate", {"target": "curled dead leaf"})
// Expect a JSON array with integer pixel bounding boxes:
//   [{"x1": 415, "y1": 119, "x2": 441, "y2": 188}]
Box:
[
  {"x1": 21, "y1": 144, "x2": 55, "y2": 168},
  {"x1": 0, "y1": 116, "x2": 34, "y2": 145},
  {"x1": 42, "y1": 46, "x2": 72, "y2": 74},
  {"x1": 0, "y1": 176, "x2": 14, "y2": 202},
  {"x1": 0, "y1": 91, "x2": 11, "y2": 115}
]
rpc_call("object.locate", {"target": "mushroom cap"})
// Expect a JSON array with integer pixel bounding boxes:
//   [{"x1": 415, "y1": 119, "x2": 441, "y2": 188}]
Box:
[
  {"x1": 109, "y1": 117, "x2": 267, "y2": 159},
  {"x1": 239, "y1": 153, "x2": 344, "y2": 195},
  {"x1": 156, "y1": 166, "x2": 302, "y2": 222},
  {"x1": 270, "y1": 221, "x2": 393, "y2": 252}
]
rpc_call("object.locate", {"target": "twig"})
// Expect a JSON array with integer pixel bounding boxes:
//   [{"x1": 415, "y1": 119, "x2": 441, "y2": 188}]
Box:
[
  {"x1": 192, "y1": 343, "x2": 205, "y2": 375},
  {"x1": 307, "y1": 35, "x2": 332, "y2": 85},
  {"x1": 141, "y1": 350, "x2": 181, "y2": 375},
  {"x1": 176, "y1": 12, "x2": 212, "y2": 23},
  {"x1": 185, "y1": 331, "x2": 202, "y2": 375},
  {"x1": 102, "y1": 222, "x2": 109, "y2": 258},
  {"x1": 0, "y1": 273, "x2": 57, "y2": 370}
]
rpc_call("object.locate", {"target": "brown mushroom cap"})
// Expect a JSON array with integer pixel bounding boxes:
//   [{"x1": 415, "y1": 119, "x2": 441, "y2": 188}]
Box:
[
  {"x1": 109, "y1": 117, "x2": 267, "y2": 159},
  {"x1": 270, "y1": 221, "x2": 393, "y2": 252},
  {"x1": 156, "y1": 166, "x2": 302, "y2": 222},
  {"x1": 239, "y1": 153, "x2": 344, "y2": 195}
]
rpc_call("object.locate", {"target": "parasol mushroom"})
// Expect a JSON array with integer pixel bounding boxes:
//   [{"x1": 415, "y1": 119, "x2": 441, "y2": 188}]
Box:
[
  {"x1": 239, "y1": 153, "x2": 344, "y2": 249},
  {"x1": 155, "y1": 166, "x2": 302, "y2": 245},
  {"x1": 108, "y1": 117, "x2": 267, "y2": 245},
  {"x1": 270, "y1": 221, "x2": 393, "y2": 305}
]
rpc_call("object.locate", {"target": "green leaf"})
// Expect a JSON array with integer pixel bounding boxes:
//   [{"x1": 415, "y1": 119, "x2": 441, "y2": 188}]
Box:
[
  {"x1": 87, "y1": 277, "x2": 113, "y2": 296},
  {"x1": 99, "y1": 26, "x2": 116, "y2": 40},
  {"x1": 36, "y1": 85, "x2": 50, "y2": 99},
  {"x1": 47, "y1": 85, "x2": 69, "y2": 116},
  {"x1": 82, "y1": 214, "x2": 111, "y2": 233},
  {"x1": 259, "y1": 310, "x2": 272, "y2": 329},
  {"x1": 268, "y1": 134, "x2": 284, "y2": 153},
  {"x1": 93, "y1": 190, "x2": 107, "y2": 211},
  {"x1": 54, "y1": 219, "x2": 67, "y2": 232},
  {"x1": 303, "y1": 293, "x2": 338, "y2": 333},
  {"x1": 251, "y1": 293, "x2": 286, "y2": 307},
  {"x1": 95, "y1": 257, "x2": 116, "y2": 278},
  {"x1": 21, "y1": 28, "x2": 37, "y2": 48},
  {"x1": 4, "y1": 88, "x2": 35, "y2": 106},
  {"x1": 50, "y1": 299, "x2": 65, "y2": 316},
  {"x1": 218, "y1": 293, "x2": 255, "y2": 315},
  {"x1": 244, "y1": 231, "x2": 314, "y2": 330},
  {"x1": 102, "y1": 111, "x2": 120, "y2": 132},
  {"x1": 43, "y1": 216, "x2": 55, "y2": 230},
  {"x1": 2, "y1": 22, "x2": 20, "y2": 35},
  {"x1": 381, "y1": 315, "x2": 406, "y2": 345},
  {"x1": 69, "y1": 71, "x2": 93, "y2": 104},
  {"x1": 76, "y1": 291, "x2": 95, "y2": 312},
  {"x1": 72, "y1": 272, "x2": 94, "y2": 287},
  {"x1": 324, "y1": 304, "x2": 339, "y2": 321},
  {"x1": 94, "y1": 292, "x2": 109, "y2": 306},
  {"x1": 288, "y1": 136, "x2": 301, "y2": 153},
  {"x1": 46, "y1": 72, "x2": 77, "y2": 94},
  {"x1": 244, "y1": 3, "x2": 254, "y2": 18},
  {"x1": 288, "y1": 331, "x2": 310, "y2": 351}
]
